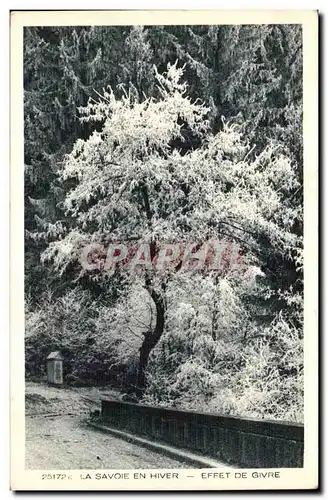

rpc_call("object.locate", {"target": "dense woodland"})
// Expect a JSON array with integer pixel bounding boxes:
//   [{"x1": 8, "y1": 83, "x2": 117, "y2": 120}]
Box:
[{"x1": 25, "y1": 25, "x2": 303, "y2": 422}]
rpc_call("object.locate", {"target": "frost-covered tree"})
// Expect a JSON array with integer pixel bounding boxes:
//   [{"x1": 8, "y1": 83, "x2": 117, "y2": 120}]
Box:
[
  {"x1": 42, "y1": 63, "x2": 300, "y2": 395},
  {"x1": 25, "y1": 25, "x2": 303, "y2": 309}
]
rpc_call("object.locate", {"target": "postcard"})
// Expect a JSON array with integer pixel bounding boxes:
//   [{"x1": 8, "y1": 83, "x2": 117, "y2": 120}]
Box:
[{"x1": 10, "y1": 9, "x2": 318, "y2": 491}]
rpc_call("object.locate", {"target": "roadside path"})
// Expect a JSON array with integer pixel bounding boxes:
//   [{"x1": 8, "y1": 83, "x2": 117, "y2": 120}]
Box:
[
  {"x1": 25, "y1": 382, "x2": 191, "y2": 469},
  {"x1": 26, "y1": 414, "x2": 191, "y2": 469}
]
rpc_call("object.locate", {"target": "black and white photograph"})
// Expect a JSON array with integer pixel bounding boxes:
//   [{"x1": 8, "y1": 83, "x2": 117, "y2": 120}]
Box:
[{"x1": 10, "y1": 9, "x2": 318, "y2": 491}]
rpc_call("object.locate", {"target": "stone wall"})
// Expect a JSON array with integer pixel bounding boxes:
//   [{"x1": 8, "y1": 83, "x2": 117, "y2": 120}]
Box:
[{"x1": 101, "y1": 399, "x2": 304, "y2": 468}]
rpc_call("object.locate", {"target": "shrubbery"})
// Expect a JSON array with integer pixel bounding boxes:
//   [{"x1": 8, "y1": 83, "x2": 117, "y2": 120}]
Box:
[
  {"x1": 25, "y1": 273, "x2": 303, "y2": 422},
  {"x1": 25, "y1": 289, "x2": 130, "y2": 386},
  {"x1": 142, "y1": 276, "x2": 303, "y2": 422}
]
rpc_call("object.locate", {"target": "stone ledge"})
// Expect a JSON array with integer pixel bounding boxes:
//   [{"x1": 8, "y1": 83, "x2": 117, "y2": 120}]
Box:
[{"x1": 88, "y1": 421, "x2": 231, "y2": 469}]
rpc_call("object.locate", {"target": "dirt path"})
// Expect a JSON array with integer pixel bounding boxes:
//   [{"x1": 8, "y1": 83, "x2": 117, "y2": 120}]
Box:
[
  {"x1": 26, "y1": 415, "x2": 191, "y2": 469},
  {"x1": 25, "y1": 381, "x2": 191, "y2": 469},
  {"x1": 25, "y1": 381, "x2": 120, "y2": 416}
]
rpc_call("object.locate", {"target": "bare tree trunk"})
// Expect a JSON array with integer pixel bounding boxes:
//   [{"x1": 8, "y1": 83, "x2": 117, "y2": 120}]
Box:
[
  {"x1": 135, "y1": 182, "x2": 167, "y2": 397},
  {"x1": 136, "y1": 284, "x2": 166, "y2": 397},
  {"x1": 212, "y1": 275, "x2": 220, "y2": 341}
]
